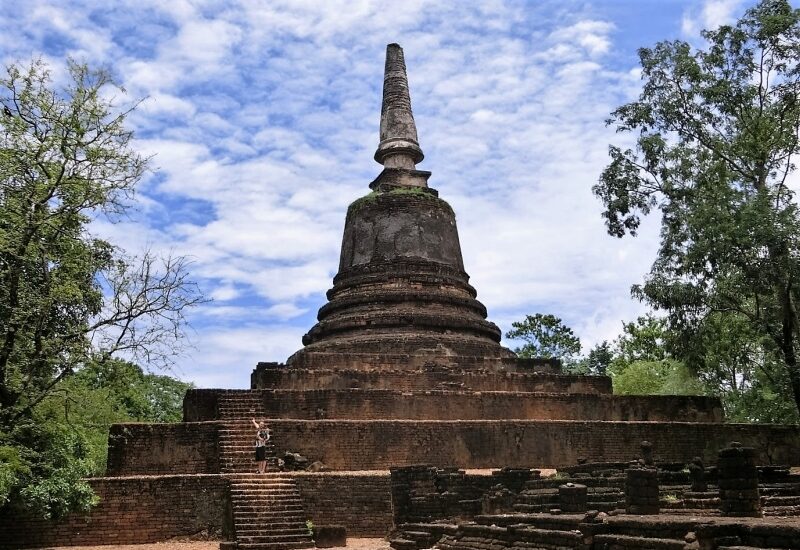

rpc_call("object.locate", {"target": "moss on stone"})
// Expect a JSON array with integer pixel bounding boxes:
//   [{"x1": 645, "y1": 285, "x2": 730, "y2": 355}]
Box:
[{"x1": 348, "y1": 186, "x2": 453, "y2": 216}]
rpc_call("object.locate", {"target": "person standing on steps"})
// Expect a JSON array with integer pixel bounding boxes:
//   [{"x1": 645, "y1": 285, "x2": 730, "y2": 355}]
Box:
[{"x1": 251, "y1": 418, "x2": 270, "y2": 473}]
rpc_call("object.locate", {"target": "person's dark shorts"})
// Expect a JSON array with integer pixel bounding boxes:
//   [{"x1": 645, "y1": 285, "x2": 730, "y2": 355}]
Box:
[{"x1": 255, "y1": 446, "x2": 267, "y2": 461}]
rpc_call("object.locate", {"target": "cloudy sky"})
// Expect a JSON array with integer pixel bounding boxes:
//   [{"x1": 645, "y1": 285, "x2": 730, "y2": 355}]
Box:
[{"x1": 0, "y1": 0, "x2": 759, "y2": 387}]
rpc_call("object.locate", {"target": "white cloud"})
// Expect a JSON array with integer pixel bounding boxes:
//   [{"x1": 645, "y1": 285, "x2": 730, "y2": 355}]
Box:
[
  {"x1": 550, "y1": 20, "x2": 615, "y2": 58},
  {"x1": 682, "y1": 0, "x2": 744, "y2": 37}
]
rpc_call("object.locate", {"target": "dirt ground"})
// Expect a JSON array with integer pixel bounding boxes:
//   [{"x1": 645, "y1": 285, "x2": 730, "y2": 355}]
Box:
[{"x1": 40, "y1": 540, "x2": 391, "y2": 550}]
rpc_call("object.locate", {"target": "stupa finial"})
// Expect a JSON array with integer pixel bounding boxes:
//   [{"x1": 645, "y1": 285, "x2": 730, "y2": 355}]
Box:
[{"x1": 374, "y1": 43, "x2": 424, "y2": 169}]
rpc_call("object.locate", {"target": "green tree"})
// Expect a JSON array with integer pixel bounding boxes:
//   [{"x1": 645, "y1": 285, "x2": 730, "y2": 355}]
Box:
[
  {"x1": 609, "y1": 359, "x2": 704, "y2": 395},
  {"x1": 35, "y1": 359, "x2": 192, "y2": 475},
  {"x1": 505, "y1": 313, "x2": 582, "y2": 369},
  {"x1": 582, "y1": 340, "x2": 614, "y2": 375},
  {"x1": 595, "y1": 0, "x2": 800, "y2": 415},
  {"x1": 608, "y1": 316, "x2": 705, "y2": 395},
  {"x1": 615, "y1": 316, "x2": 670, "y2": 363},
  {"x1": 0, "y1": 59, "x2": 203, "y2": 517},
  {"x1": 677, "y1": 310, "x2": 798, "y2": 422}
]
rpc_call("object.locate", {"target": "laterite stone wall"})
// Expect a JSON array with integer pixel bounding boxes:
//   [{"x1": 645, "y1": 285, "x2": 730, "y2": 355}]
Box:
[
  {"x1": 0, "y1": 475, "x2": 230, "y2": 549},
  {"x1": 250, "y1": 367, "x2": 611, "y2": 394},
  {"x1": 293, "y1": 472, "x2": 393, "y2": 536},
  {"x1": 104, "y1": 420, "x2": 800, "y2": 475},
  {"x1": 185, "y1": 388, "x2": 720, "y2": 422},
  {"x1": 266, "y1": 420, "x2": 799, "y2": 469},
  {"x1": 254, "y1": 390, "x2": 722, "y2": 422},
  {"x1": 106, "y1": 422, "x2": 219, "y2": 475}
]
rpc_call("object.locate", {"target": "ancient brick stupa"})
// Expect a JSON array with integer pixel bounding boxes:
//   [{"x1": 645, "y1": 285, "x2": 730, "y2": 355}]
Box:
[
  {"x1": 2, "y1": 43, "x2": 798, "y2": 550},
  {"x1": 289, "y1": 43, "x2": 515, "y2": 367}
]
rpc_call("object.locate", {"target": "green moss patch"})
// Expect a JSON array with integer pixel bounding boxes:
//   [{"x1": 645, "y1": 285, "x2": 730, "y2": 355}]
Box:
[{"x1": 348, "y1": 186, "x2": 453, "y2": 215}]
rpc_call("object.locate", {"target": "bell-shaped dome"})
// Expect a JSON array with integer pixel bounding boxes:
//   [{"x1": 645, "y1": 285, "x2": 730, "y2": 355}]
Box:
[{"x1": 287, "y1": 44, "x2": 514, "y2": 368}]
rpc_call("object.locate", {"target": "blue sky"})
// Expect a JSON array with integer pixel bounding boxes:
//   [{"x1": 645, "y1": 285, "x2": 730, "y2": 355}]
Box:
[{"x1": 0, "y1": 0, "x2": 763, "y2": 387}]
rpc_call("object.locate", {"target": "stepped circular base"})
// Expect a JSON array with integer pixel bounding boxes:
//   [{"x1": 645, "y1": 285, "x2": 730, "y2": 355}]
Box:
[{"x1": 293, "y1": 190, "x2": 513, "y2": 366}]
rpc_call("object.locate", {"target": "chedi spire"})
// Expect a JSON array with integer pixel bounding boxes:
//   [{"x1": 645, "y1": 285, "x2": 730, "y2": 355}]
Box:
[
  {"x1": 375, "y1": 43, "x2": 424, "y2": 169},
  {"x1": 369, "y1": 44, "x2": 431, "y2": 190}
]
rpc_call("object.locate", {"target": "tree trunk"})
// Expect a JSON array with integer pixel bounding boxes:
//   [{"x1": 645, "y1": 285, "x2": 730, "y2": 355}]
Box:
[{"x1": 780, "y1": 285, "x2": 800, "y2": 416}]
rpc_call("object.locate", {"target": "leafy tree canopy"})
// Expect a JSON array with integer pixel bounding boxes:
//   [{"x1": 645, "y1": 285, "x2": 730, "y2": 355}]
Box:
[
  {"x1": 0, "y1": 59, "x2": 203, "y2": 517},
  {"x1": 607, "y1": 315, "x2": 704, "y2": 396},
  {"x1": 505, "y1": 313, "x2": 582, "y2": 367},
  {"x1": 595, "y1": 0, "x2": 800, "y2": 416}
]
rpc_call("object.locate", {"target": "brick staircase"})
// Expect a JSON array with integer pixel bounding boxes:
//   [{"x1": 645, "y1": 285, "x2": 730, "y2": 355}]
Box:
[
  {"x1": 224, "y1": 473, "x2": 315, "y2": 550},
  {"x1": 217, "y1": 392, "x2": 278, "y2": 475},
  {"x1": 219, "y1": 421, "x2": 281, "y2": 474},
  {"x1": 218, "y1": 391, "x2": 267, "y2": 420},
  {"x1": 217, "y1": 392, "x2": 314, "y2": 549}
]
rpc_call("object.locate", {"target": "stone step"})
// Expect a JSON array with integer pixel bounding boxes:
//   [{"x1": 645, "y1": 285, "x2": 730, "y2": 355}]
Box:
[
  {"x1": 230, "y1": 482, "x2": 298, "y2": 488},
  {"x1": 232, "y1": 494, "x2": 302, "y2": 500},
  {"x1": 659, "y1": 508, "x2": 721, "y2": 516},
  {"x1": 222, "y1": 449, "x2": 278, "y2": 454},
  {"x1": 221, "y1": 459, "x2": 280, "y2": 465},
  {"x1": 758, "y1": 483, "x2": 800, "y2": 496},
  {"x1": 234, "y1": 514, "x2": 308, "y2": 522},
  {"x1": 236, "y1": 528, "x2": 310, "y2": 537},
  {"x1": 763, "y1": 505, "x2": 800, "y2": 516},
  {"x1": 231, "y1": 487, "x2": 301, "y2": 494},
  {"x1": 229, "y1": 483, "x2": 295, "y2": 489},
  {"x1": 236, "y1": 542, "x2": 314, "y2": 550},
  {"x1": 234, "y1": 505, "x2": 305, "y2": 513},
  {"x1": 233, "y1": 528, "x2": 311, "y2": 540},
  {"x1": 229, "y1": 478, "x2": 296, "y2": 483},
  {"x1": 234, "y1": 521, "x2": 306, "y2": 530},
  {"x1": 401, "y1": 530, "x2": 439, "y2": 546},
  {"x1": 220, "y1": 437, "x2": 274, "y2": 442},
  {"x1": 232, "y1": 500, "x2": 304, "y2": 508},
  {"x1": 234, "y1": 520, "x2": 307, "y2": 528},
  {"x1": 219, "y1": 437, "x2": 276, "y2": 442},
  {"x1": 224, "y1": 469, "x2": 282, "y2": 474},
  {"x1": 232, "y1": 497, "x2": 302, "y2": 504},
  {"x1": 223, "y1": 451, "x2": 275, "y2": 456},
  {"x1": 221, "y1": 448, "x2": 278, "y2": 453},
  {"x1": 388, "y1": 538, "x2": 416, "y2": 550},
  {"x1": 223, "y1": 463, "x2": 280, "y2": 468},
  {"x1": 238, "y1": 534, "x2": 314, "y2": 544},
  {"x1": 231, "y1": 497, "x2": 303, "y2": 505},
  {"x1": 228, "y1": 474, "x2": 293, "y2": 479},
  {"x1": 593, "y1": 533, "x2": 684, "y2": 549},
  {"x1": 763, "y1": 495, "x2": 800, "y2": 506},
  {"x1": 233, "y1": 511, "x2": 304, "y2": 518},
  {"x1": 219, "y1": 438, "x2": 276, "y2": 443},
  {"x1": 224, "y1": 470, "x2": 283, "y2": 475},
  {"x1": 233, "y1": 512, "x2": 307, "y2": 520},
  {"x1": 232, "y1": 499, "x2": 303, "y2": 507},
  {"x1": 231, "y1": 488, "x2": 300, "y2": 494}
]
